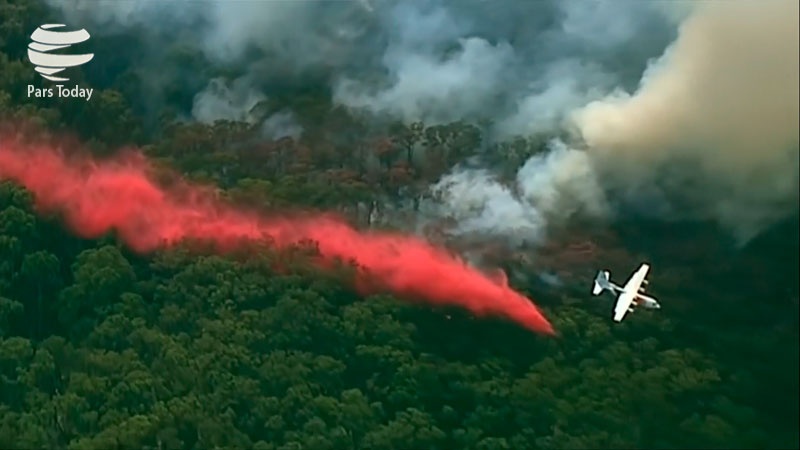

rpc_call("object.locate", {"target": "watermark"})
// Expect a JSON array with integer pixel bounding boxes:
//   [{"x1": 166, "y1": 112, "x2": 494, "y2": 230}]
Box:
[{"x1": 26, "y1": 24, "x2": 94, "y2": 101}]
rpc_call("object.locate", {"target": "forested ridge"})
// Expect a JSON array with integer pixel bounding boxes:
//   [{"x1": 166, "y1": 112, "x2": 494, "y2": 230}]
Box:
[{"x1": 1, "y1": 1, "x2": 798, "y2": 449}]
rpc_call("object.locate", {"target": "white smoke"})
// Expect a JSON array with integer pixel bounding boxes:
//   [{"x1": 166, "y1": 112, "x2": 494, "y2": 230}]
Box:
[
  {"x1": 44, "y1": 0, "x2": 798, "y2": 244},
  {"x1": 45, "y1": 0, "x2": 676, "y2": 134},
  {"x1": 428, "y1": 140, "x2": 607, "y2": 244},
  {"x1": 192, "y1": 78, "x2": 303, "y2": 141},
  {"x1": 260, "y1": 110, "x2": 303, "y2": 141},
  {"x1": 334, "y1": 37, "x2": 515, "y2": 125},
  {"x1": 192, "y1": 77, "x2": 266, "y2": 124},
  {"x1": 430, "y1": 0, "x2": 799, "y2": 244},
  {"x1": 430, "y1": 168, "x2": 546, "y2": 244},
  {"x1": 494, "y1": 60, "x2": 615, "y2": 138},
  {"x1": 573, "y1": 0, "x2": 800, "y2": 242}
]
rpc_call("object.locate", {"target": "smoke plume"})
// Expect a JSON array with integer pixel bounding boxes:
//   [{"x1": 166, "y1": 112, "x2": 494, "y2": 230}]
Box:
[
  {"x1": 428, "y1": 140, "x2": 607, "y2": 245},
  {"x1": 0, "y1": 139, "x2": 554, "y2": 335},
  {"x1": 573, "y1": 0, "x2": 800, "y2": 242},
  {"x1": 429, "y1": 0, "x2": 799, "y2": 245},
  {"x1": 43, "y1": 0, "x2": 799, "y2": 245},
  {"x1": 45, "y1": 0, "x2": 676, "y2": 134},
  {"x1": 191, "y1": 78, "x2": 304, "y2": 140}
]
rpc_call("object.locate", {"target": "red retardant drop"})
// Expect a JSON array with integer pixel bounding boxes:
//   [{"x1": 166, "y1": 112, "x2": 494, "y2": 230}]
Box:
[{"x1": 0, "y1": 141, "x2": 555, "y2": 335}]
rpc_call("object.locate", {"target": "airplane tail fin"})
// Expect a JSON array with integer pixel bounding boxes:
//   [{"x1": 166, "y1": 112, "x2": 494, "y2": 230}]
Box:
[{"x1": 592, "y1": 270, "x2": 611, "y2": 295}]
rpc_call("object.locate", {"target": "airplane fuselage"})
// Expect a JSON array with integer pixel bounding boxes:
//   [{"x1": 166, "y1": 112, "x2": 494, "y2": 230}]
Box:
[
  {"x1": 594, "y1": 264, "x2": 661, "y2": 322},
  {"x1": 609, "y1": 284, "x2": 661, "y2": 309},
  {"x1": 632, "y1": 293, "x2": 660, "y2": 309}
]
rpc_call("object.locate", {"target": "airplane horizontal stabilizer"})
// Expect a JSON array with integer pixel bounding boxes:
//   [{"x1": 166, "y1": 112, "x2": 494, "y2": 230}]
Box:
[{"x1": 592, "y1": 270, "x2": 611, "y2": 295}]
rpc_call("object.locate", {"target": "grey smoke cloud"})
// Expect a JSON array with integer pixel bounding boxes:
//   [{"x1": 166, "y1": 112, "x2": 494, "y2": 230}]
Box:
[
  {"x1": 429, "y1": 168, "x2": 546, "y2": 244},
  {"x1": 46, "y1": 0, "x2": 675, "y2": 135},
  {"x1": 427, "y1": 0, "x2": 799, "y2": 245},
  {"x1": 260, "y1": 110, "x2": 304, "y2": 141},
  {"x1": 427, "y1": 140, "x2": 607, "y2": 244},
  {"x1": 192, "y1": 77, "x2": 266, "y2": 125},
  {"x1": 45, "y1": 0, "x2": 797, "y2": 245},
  {"x1": 191, "y1": 78, "x2": 304, "y2": 140},
  {"x1": 573, "y1": 0, "x2": 800, "y2": 242},
  {"x1": 494, "y1": 59, "x2": 615, "y2": 137}
]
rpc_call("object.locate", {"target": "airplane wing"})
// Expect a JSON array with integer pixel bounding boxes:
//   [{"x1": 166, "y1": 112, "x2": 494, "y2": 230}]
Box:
[
  {"x1": 613, "y1": 290, "x2": 636, "y2": 322},
  {"x1": 612, "y1": 264, "x2": 650, "y2": 322},
  {"x1": 624, "y1": 263, "x2": 650, "y2": 293}
]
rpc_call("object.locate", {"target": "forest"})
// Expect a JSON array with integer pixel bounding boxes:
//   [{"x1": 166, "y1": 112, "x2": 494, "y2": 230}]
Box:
[{"x1": 1, "y1": 1, "x2": 798, "y2": 449}]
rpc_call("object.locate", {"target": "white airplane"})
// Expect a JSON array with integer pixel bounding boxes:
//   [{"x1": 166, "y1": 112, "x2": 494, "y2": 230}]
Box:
[{"x1": 592, "y1": 263, "x2": 661, "y2": 322}]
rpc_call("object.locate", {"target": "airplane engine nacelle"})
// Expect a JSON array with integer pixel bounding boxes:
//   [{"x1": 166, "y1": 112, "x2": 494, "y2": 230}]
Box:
[{"x1": 638, "y1": 287, "x2": 646, "y2": 293}]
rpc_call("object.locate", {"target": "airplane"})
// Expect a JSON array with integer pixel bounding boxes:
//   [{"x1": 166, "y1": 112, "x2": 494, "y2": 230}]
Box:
[{"x1": 591, "y1": 263, "x2": 661, "y2": 322}]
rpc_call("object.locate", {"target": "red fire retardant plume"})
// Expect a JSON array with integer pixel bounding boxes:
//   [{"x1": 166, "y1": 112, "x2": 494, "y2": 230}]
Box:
[{"x1": 0, "y1": 141, "x2": 555, "y2": 335}]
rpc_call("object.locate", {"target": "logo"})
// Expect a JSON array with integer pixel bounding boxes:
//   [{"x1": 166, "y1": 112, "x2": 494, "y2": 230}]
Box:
[
  {"x1": 28, "y1": 24, "x2": 94, "y2": 81},
  {"x1": 26, "y1": 24, "x2": 94, "y2": 101}
]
